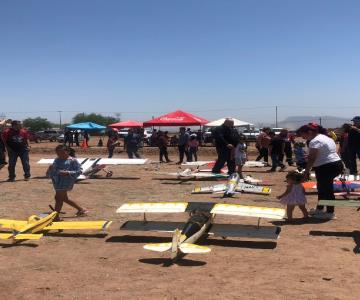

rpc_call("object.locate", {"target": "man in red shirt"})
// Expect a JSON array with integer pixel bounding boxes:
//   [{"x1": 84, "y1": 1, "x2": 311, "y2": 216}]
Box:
[{"x1": 2, "y1": 120, "x2": 31, "y2": 181}]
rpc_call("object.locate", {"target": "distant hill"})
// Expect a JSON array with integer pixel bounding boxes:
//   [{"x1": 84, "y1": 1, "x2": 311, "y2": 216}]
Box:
[{"x1": 276, "y1": 116, "x2": 350, "y2": 130}]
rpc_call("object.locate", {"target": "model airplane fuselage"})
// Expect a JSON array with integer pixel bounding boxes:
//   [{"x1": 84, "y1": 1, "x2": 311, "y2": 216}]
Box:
[{"x1": 0, "y1": 212, "x2": 112, "y2": 241}]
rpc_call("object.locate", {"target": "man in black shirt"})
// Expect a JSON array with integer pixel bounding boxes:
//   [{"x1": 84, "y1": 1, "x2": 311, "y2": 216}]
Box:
[
  {"x1": 268, "y1": 131, "x2": 286, "y2": 172},
  {"x1": 211, "y1": 119, "x2": 239, "y2": 174},
  {"x1": 348, "y1": 116, "x2": 360, "y2": 175},
  {"x1": 124, "y1": 128, "x2": 141, "y2": 159}
]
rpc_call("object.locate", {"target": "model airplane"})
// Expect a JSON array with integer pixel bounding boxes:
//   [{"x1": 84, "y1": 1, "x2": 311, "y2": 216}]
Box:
[
  {"x1": 38, "y1": 157, "x2": 149, "y2": 180},
  {"x1": 0, "y1": 212, "x2": 112, "y2": 241},
  {"x1": 310, "y1": 173, "x2": 360, "y2": 182},
  {"x1": 192, "y1": 173, "x2": 271, "y2": 197},
  {"x1": 117, "y1": 201, "x2": 285, "y2": 261},
  {"x1": 159, "y1": 168, "x2": 229, "y2": 180},
  {"x1": 303, "y1": 180, "x2": 360, "y2": 198},
  {"x1": 182, "y1": 161, "x2": 267, "y2": 168}
]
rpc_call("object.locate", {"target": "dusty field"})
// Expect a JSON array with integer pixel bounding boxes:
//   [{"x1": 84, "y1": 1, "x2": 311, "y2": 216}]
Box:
[{"x1": 1, "y1": 143, "x2": 360, "y2": 300}]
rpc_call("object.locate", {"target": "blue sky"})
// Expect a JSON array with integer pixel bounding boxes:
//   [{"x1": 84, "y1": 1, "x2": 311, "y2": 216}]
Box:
[{"x1": 1, "y1": 0, "x2": 360, "y2": 125}]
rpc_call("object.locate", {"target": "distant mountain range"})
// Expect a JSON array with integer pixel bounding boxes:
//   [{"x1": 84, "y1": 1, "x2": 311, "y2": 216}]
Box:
[{"x1": 273, "y1": 116, "x2": 351, "y2": 130}]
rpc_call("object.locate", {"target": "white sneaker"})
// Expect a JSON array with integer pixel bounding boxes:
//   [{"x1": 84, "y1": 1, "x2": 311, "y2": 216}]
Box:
[{"x1": 313, "y1": 212, "x2": 336, "y2": 220}]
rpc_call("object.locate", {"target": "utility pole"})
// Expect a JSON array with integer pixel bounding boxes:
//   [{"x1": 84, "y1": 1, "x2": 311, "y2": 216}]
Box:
[
  {"x1": 58, "y1": 111, "x2": 62, "y2": 129},
  {"x1": 319, "y1": 117, "x2": 322, "y2": 126},
  {"x1": 275, "y1": 106, "x2": 278, "y2": 127}
]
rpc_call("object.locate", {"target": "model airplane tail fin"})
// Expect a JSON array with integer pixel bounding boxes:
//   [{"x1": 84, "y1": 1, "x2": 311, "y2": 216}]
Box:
[
  {"x1": 179, "y1": 243, "x2": 211, "y2": 254},
  {"x1": 0, "y1": 233, "x2": 14, "y2": 239},
  {"x1": 14, "y1": 234, "x2": 43, "y2": 240}
]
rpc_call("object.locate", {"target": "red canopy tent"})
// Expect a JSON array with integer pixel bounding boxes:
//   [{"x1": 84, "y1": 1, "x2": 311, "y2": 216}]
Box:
[
  {"x1": 108, "y1": 120, "x2": 143, "y2": 128},
  {"x1": 143, "y1": 110, "x2": 208, "y2": 127}
]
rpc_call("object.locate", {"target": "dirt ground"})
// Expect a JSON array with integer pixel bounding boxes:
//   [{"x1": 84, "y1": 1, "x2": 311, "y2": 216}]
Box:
[{"x1": 1, "y1": 143, "x2": 360, "y2": 300}]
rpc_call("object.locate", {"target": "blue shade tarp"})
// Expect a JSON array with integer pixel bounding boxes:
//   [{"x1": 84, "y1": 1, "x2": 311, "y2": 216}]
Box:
[{"x1": 66, "y1": 122, "x2": 106, "y2": 132}]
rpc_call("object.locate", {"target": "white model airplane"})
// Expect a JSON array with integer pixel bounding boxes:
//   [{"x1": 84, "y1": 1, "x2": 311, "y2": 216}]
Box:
[
  {"x1": 159, "y1": 168, "x2": 229, "y2": 180},
  {"x1": 182, "y1": 161, "x2": 268, "y2": 168},
  {"x1": 192, "y1": 173, "x2": 271, "y2": 197},
  {"x1": 310, "y1": 173, "x2": 360, "y2": 182},
  {"x1": 0, "y1": 212, "x2": 112, "y2": 242},
  {"x1": 38, "y1": 158, "x2": 149, "y2": 180},
  {"x1": 117, "y1": 201, "x2": 285, "y2": 261}
]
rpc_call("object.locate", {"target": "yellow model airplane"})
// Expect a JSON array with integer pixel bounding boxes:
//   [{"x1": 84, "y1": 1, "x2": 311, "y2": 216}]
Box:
[
  {"x1": 0, "y1": 212, "x2": 112, "y2": 241},
  {"x1": 117, "y1": 201, "x2": 285, "y2": 260}
]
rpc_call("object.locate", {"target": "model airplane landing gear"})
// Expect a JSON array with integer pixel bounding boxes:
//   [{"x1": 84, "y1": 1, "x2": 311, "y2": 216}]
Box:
[{"x1": 105, "y1": 170, "x2": 113, "y2": 178}]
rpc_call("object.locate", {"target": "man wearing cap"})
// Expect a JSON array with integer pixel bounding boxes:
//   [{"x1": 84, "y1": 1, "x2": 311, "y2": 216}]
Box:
[
  {"x1": 348, "y1": 116, "x2": 360, "y2": 175},
  {"x1": 1, "y1": 120, "x2": 31, "y2": 181}
]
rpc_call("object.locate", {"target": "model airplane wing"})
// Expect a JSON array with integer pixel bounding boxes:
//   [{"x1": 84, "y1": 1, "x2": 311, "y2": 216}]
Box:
[
  {"x1": 209, "y1": 224, "x2": 281, "y2": 239},
  {"x1": 117, "y1": 202, "x2": 188, "y2": 213},
  {"x1": 192, "y1": 183, "x2": 271, "y2": 195},
  {"x1": 303, "y1": 181, "x2": 360, "y2": 190},
  {"x1": 210, "y1": 203, "x2": 285, "y2": 219},
  {"x1": 244, "y1": 161, "x2": 267, "y2": 167},
  {"x1": 181, "y1": 161, "x2": 213, "y2": 166},
  {"x1": 96, "y1": 158, "x2": 149, "y2": 165},
  {"x1": 38, "y1": 158, "x2": 148, "y2": 165},
  {"x1": 318, "y1": 200, "x2": 360, "y2": 207},
  {"x1": 0, "y1": 233, "x2": 44, "y2": 240},
  {"x1": 235, "y1": 183, "x2": 271, "y2": 195},
  {"x1": 120, "y1": 220, "x2": 185, "y2": 232},
  {"x1": 118, "y1": 202, "x2": 284, "y2": 219},
  {"x1": 0, "y1": 219, "x2": 28, "y2": 229},
  {"x1": 45, "y1": 221, "x2": 112, "y2": 231},
  {"x1": 192, "y1": 184, "x2": 228, "y2": 194},
  {"x1": 162, "y1": 171, "x2": 228, "y2": 179},
  {"x1": 37, "y1": 158, "x2": 87, "y2": 164}
]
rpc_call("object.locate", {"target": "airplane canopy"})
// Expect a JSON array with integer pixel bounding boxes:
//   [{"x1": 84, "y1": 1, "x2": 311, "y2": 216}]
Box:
[
  {"x1": 205, "y1": 118, "x2": 253, "y2": 127},
  {"x1": 143, "y1": 110, "x2": 208, "y2": 127},
  {"x1": 108, "y1": 120, "x2": 143, "y2": 128}
]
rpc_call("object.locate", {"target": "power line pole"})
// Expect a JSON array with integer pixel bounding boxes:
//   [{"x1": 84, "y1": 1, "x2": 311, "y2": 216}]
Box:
[
  {"x1": 319, "y1": 117, "x2": 322, "y2": 126},
  {"x1": 58, "y1": 111, "x2": 62, "y2": 129},
  {"x1": 275, "y1": 106, "x2": 278, "y2": 127}
]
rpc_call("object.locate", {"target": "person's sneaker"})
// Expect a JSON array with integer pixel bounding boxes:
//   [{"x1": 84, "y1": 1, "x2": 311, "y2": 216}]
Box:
[
  {"x1": 76, "y1": 209, "x2": 89, "y2": 217},
  {"x1": 313, "y1": 212, "x2": 336, "y2": 220},
  {"x1": 24, "y1": 176, "x2": 31, "y2": 181},
  {"x1": 309, "y1": 208, "x2": 324, "y2": 216},
  {"x1": 280, "y1": 166, "x2": 287, "y2": 171},
  {"x1": 6, "y1": 178, "x2": 15, "y2": 182}
]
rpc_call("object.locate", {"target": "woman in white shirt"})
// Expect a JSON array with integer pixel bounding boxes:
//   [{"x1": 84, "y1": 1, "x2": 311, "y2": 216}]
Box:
[{"x1": 298, "y1": 124, "x2": 343, "y2": 219}]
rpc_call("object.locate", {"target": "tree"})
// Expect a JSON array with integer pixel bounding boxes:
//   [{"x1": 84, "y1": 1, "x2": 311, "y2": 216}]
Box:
[
  {"x1": 22, "y1": 117, "x2": 53, "y2": 132},
  {"x1": 72, "y1": 113, "x2": 118, "y2": 126}
]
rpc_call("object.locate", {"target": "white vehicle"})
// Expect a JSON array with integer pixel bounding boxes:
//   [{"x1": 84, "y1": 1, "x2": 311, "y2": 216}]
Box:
[
  {"x1": 272, "y1": 128, "x2": 283, "y2": 135},
  {"x1": 241, "y1": 128, "x2": 260, "y2": 141}
]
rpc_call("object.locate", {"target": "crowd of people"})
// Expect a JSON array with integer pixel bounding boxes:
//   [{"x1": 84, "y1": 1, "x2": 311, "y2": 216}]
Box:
[
  {"x1": 1, "y1": 116, "x2": 360, "y2": 222},
  {"x1": 208, "y1": 117, "x2": 360, "y2": 221}
]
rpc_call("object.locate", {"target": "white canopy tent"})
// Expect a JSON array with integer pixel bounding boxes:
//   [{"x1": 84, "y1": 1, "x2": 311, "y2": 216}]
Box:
[{"x1": 205, "y1": 118, "x2": 254, "y2": 128}]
